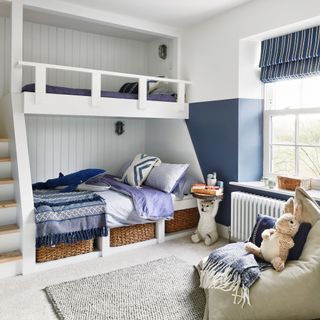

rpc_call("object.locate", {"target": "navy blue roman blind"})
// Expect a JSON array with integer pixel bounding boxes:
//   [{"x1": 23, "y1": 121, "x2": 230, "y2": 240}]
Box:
[{"x1": 259, "y1": 26, "x2": 320, "y2": 83}]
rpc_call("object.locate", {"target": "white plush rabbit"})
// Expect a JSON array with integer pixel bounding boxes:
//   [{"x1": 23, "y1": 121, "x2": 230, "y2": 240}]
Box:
[{"x1": 245, "y1": 198, "x2": 302, "y2": 272}]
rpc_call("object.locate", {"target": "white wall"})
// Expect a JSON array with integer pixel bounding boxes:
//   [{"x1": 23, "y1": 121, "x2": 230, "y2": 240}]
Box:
[
  {"x1": 145, "y1": 119, "x2": 203, "y2": 181},
  {"x1": 26, "y1": 115, "x2": 146, "y2": 182},
  {"x1": 181, "y1": 0, "x2": 320, "y2": 102}
]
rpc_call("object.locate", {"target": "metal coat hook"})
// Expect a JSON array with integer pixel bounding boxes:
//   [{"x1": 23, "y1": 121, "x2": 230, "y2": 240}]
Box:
[{"x1": 115, "y1": 121, "x2": 125, "y2": 135}]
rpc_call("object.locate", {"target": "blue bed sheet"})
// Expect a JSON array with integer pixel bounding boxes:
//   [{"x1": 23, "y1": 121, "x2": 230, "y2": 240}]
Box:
[{"x1": 22, "y1": 83, "x2": 177, "y2": 102}]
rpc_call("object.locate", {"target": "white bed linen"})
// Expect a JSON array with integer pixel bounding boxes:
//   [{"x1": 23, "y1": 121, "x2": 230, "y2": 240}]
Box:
[{"x1": 96, "y1": 189, "x2": 177, "y2": 228}]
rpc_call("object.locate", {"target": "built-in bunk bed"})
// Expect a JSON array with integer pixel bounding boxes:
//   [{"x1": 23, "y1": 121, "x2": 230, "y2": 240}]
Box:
[{"x1": 4, "y1": 6, "x2": 200, "y2": 271}]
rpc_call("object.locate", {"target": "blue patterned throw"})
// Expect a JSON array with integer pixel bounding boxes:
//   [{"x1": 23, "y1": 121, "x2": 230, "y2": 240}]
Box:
[
  {"x1": 200, "y1": 242, "x2": 267, "y2": 307},
  {"x1": 34, "y1": 190, "x2": 108, "y2": 247}
]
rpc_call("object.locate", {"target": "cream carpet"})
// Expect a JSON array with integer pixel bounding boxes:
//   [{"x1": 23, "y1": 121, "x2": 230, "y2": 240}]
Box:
[{"x1": 0, "y1": 236, "x2": 227, "y2": 320}]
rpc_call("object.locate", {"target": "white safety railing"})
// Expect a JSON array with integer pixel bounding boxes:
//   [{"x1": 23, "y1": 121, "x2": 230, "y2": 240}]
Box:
[{"x1": 18, "y1": 61, "x2": 191, "y2": 110}]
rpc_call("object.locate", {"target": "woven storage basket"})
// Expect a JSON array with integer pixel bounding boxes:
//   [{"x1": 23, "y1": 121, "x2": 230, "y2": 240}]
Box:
[
  {"x1": 36, "y1": 239, "x2": 94, "y2": 263},
  {"x1": 277, "y1": 176, "x2": 311, "y2": 191},
  {"x1": 110, "y1": 223, "x2": 155, "y2": 247},
  {"x1": 165, "y1": 208, "x2": 199, "y2": 233}
]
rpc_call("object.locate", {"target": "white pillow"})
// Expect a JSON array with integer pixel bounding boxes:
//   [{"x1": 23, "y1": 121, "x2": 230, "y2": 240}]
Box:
[
  {"x1": 145, "y1": 163, "x2": 189, "y2": 193},
  {"x1": 121, "y1": 153, "x2": 161, "y2": 186},
  {"x1": 148, "y1": 80, "x2": 161, "y2": 94}
]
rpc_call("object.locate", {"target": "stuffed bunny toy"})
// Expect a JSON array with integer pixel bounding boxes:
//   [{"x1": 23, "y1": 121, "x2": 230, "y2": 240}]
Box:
[
  {"x1": 191, "y1": 198, "x2": 221, "y2": 245},
  {"x1": 245, "y1": 197, "x2": 302, "y2": 272}
]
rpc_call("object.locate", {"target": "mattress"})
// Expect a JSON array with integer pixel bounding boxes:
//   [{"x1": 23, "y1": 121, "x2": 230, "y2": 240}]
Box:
[
  {"x1": 97, "y1": 189, "x2": 178, "y2": 228},
  {"x1": 22, "y1": 83, "x2": 177, "y2": 102}
]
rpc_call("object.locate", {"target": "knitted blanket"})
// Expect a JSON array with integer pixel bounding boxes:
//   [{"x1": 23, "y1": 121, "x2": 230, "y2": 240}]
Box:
[
  {"x1": 200, "y1": 242, "x2": 269, "y2": 307},
  {"x1": 34, "y1": 190, "x2": 108, "y2": 247}
]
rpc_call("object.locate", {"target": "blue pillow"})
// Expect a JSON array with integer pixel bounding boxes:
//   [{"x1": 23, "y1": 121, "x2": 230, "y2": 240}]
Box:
[
  {"x1": 248, "y1": 214, "x2": 275, "y2": 246},
  {"x1": 249, "y1": 214, "x2": 312, "y2": 261},
  {"x1": 145, "y1": 163, "x2": 189, "y2": 193}
]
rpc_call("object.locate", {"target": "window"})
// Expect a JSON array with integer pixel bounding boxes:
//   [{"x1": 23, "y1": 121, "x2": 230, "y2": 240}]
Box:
[{"x1": 264, "y1": 76, "x2": 320, "y2": 178}]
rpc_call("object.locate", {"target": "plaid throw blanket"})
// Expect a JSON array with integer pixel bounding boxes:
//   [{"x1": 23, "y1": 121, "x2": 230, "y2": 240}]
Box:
[
  {"x1": 34, "y1": 191, "x2": 108, "y2": 247},
  {"x1": 200, "y1": 242, "x2": 269, "y2": 307}
]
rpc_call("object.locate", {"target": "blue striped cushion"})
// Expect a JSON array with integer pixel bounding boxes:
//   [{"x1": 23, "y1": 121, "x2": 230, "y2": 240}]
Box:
[{"x1": 121, "y1": 154, "x2": 161, "y2": 187}]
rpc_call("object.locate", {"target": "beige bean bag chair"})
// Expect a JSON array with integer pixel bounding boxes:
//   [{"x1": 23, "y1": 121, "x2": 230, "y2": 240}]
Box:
[{"x1": 200, "y1": 188, "x2": 320, "y2": 320}]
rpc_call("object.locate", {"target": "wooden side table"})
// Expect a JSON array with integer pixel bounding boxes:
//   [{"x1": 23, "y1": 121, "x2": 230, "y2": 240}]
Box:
[{"x1": 191, "y1": 193, "x2": 223, "y2": 245}]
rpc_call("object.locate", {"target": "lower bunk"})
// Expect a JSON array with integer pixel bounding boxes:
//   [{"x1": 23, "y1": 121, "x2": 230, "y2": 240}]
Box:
[
  {"x1": 33, "y1": 167, "x2": 200, "y2": 265},
  {"x1": 36, "y1": 205, "x2": 199, "y2": 264}
]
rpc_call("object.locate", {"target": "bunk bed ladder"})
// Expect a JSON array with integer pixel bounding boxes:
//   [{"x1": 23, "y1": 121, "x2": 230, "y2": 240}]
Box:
[{"x1": 0, "y1": 138, "x2": 22, "y2": 278}]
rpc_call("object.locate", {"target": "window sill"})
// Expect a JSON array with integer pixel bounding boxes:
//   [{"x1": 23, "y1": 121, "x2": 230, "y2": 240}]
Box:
[{"x1": 229, "y1": 181, "x2": 320, "y2": 201}]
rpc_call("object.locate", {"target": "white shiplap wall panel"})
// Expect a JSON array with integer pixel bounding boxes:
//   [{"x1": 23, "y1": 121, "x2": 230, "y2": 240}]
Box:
[
  {"x1": 22, "y1": 22, "x2": 149, "y2": 91},
  {"x1": 0, "y1": 17, "x2": 5, "y2": 96},
  {"x1": 147, "y1": 38, "x2": 175, "y2": 78},
  {"x1": 25, "y1": 115, "x2": 146, "y2": 182},
  {"x1": 0, "y1": 16, "x2": 10, "y2": 96},
  {"x1": 0, "y1": 18, "x2": 175, "y2": 97}
]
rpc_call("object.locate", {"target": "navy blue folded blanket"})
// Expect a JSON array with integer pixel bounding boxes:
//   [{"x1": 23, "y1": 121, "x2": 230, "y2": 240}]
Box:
[
  {"x1": 34, "y1": 190, "x2": 108, "y2": 248},
  {"x1": 22, "y1": 83, "x2": 177, "y2": 102}
]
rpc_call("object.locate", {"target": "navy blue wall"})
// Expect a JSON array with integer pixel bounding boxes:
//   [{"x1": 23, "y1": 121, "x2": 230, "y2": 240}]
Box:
[
  {"x1": 238, "y1": 99, "x2": 263, "y2": 181},
  {"x1": 186, "y1": 98, "x2": 263, "y2": 226}
]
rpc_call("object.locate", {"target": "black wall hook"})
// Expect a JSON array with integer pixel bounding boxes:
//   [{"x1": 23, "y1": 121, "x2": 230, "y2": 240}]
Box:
[{"x1": 115, "y1": 121, "x2": 125, "y2": 135}]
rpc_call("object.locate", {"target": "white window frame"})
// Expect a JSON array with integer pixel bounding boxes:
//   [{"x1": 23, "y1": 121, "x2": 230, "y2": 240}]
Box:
[{"x1": 263, "y1": 83, "x2": 320, "y2": 178}]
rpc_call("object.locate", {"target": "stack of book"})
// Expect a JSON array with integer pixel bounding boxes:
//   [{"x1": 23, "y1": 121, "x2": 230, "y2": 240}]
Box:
[{"x1": 191, "y1": 183, "x2": 223, "y2": 196}]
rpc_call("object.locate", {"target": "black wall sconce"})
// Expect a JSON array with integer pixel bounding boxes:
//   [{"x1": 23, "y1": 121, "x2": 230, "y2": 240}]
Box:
[
  {"x1": 115, "y1": 121, "x2": 125, "y2": 135},
  {"x1": 158, "y1": 44, "x2": 167, "y2": 60}
]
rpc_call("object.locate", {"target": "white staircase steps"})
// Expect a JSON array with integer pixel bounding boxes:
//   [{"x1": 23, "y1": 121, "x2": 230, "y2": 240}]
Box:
[
  {"x1": 0, "y1": 178, "x2": 15, "y2": 185},
  {"x1": 0, "y1": 200, "x2": 16, "y2": 209},
  {"x1": 0, "y1": 138, "x2": 22, "y2": 278},
  {"x1": 0, "y1": 250, "x2": 22, "y2": 264},
  {"x1": 0, "y1": 139, "x2": 9, "y2": 158},
  {"x1": 0, "y1": 224, "x2": 20, "y2": 235}
]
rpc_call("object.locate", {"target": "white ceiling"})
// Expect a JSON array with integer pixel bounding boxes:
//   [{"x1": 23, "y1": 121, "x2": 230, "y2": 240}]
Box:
[{"x1": 59, "y1": 0, "x2": 254, "y2": 28}]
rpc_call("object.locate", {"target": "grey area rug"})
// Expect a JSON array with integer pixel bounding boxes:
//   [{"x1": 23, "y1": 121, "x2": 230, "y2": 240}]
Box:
[{"x1": 45, "y1": 256, "x2": 205, "y2": 320}]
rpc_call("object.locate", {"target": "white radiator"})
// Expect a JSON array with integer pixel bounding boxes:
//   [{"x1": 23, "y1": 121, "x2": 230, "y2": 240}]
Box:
[{"x1": 231, "y1": 192, "x2": 286, "y2": 241}]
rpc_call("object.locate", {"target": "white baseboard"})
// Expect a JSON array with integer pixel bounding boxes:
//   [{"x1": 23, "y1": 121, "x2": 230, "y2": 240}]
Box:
[{"x1": 217, "y1": 223, "x2": 230, "y2": 241}]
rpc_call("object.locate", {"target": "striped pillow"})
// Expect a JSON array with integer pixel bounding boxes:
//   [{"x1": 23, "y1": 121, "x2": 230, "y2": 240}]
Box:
[
  {"x1": 121, "y1": 154, "x2": 161, "y2": 187},
  {"x1": 119, "y1": 82, "x2": 139, "y2": 94}
]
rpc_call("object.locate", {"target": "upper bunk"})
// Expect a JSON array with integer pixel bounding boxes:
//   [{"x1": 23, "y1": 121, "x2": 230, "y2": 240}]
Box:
[
  {"x1": 0, "y1": 3, "x2": 191, "y2": 120},
  {"x1": 18, "y1": 61, "x2": 191, "y2": 119}
]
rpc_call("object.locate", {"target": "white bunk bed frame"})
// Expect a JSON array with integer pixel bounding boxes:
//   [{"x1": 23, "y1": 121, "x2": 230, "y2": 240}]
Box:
[
  {"x1": 19, "y1": 61, "x2": 191, "y2": 119},
  {"x1": 0, "y1": 0, "x2": 197, "y2": 278}
]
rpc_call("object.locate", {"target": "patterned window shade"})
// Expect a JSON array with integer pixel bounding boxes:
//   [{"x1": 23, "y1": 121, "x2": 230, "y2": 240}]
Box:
[{"x1": 259, "y1": 26, "x2": 320, "y2": 83}]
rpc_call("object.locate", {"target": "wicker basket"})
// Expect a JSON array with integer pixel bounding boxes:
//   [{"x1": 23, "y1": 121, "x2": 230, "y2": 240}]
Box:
[
  {"x1": 110, "y1": 223, "x2": 155, "y2": 247},
  {"x1": 36, "y1": 239, "x2": 94, "y2": 263},
  {"x1": 165, "y1": 207, "x2": 199, "y2": 233},
  {"x1": 277, "y1": 176, "x2": 311, "y2": 191}
]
